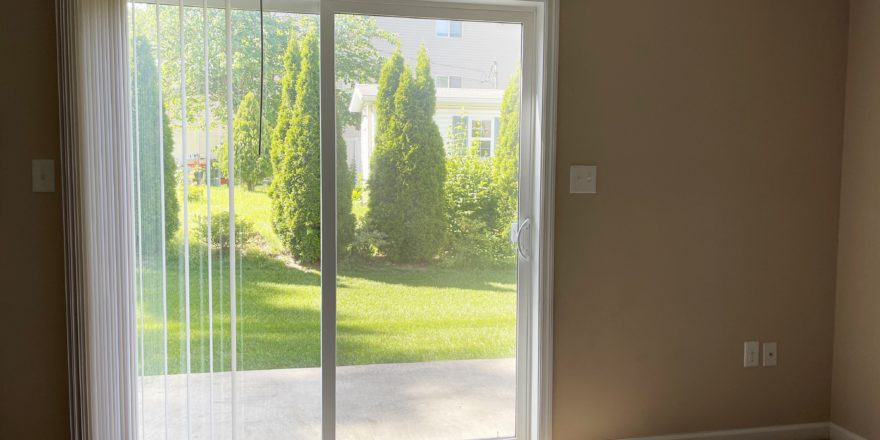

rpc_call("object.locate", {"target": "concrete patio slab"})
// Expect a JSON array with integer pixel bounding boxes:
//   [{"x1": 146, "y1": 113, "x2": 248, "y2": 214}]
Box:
[{"x1": 139, "y1": 358, "x2": 515, "y2": 440}]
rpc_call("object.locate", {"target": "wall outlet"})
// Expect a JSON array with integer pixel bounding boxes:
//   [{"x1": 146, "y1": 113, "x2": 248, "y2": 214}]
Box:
[
  {"x1": 32, "y1": 159, "x2": 55, "y2": 193},
  {"x1": 762, "y1": 342, "x2": 778, "y2": 367},
  {"x1": 569, "y1": 165, "x2": 597, "y2": 194},
  {"x1": 744, "y1": 341, "x2": 760, "y2": 368}
]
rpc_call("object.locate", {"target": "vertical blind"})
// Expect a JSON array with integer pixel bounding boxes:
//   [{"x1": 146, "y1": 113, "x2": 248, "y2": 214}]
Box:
[
  {"x1": 129, "y1": 0, "x2": 246, "y2": 437},
  {"x1": 127, "y1": 0, "x2": 327, "y2": 437},
  {"x1": 57, "y1": 0, "x2": 139, "y2": 438}
]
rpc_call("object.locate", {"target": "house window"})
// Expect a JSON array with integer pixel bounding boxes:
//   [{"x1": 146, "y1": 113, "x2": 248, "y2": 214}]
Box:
[
  {"x1": 451, "y1": 115, "x2": 497, "y2": 156},
  {"x1": 435, "y1": 20, "x2": 463, "y2": 38},
  {"x1": 471, "y1": 118, "x2": 494, "y2": 156},
  {"x1": 435, "y1": 75, "x2": 463, "y2": 88}
]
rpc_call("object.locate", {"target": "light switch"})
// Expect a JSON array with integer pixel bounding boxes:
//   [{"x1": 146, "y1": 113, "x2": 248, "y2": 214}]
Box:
[
  {"x1": 32, "y1": 159, "x2": 55, "y2": 193},
  {"x1": 762, "y1": 342, "x2": 777, "y2": 367},
  {"x1": 570, "y1": 165, "x2": 597, "y2": 194},
  {"x1": 744, "y1": 341, "x2": 760, "y2": 368}
]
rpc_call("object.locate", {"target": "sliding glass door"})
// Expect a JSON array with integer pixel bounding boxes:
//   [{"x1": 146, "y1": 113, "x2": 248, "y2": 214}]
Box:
[
  {"x1": 130, "y1": 1, "x2": 537, "y2": 439},
  {"x1": 334, "y1": 13, "x2": 524, "y2": 439}
]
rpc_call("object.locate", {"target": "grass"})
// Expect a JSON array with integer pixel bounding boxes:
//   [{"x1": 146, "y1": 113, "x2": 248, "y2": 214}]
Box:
[{"x1": 137, "y1": 185, "x2": 516, "y2": 375}]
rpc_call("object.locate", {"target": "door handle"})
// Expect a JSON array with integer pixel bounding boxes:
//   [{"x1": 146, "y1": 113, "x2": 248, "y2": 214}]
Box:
[{"x1": 516, "y1": 218, "x2": 530, "y2": 261}]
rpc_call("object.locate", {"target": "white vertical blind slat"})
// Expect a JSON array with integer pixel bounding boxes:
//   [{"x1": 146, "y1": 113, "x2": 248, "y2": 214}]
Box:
[
  {"x1": 152, "y1": 5, "x2": 171, "y2": 439},
  {"x1": 129, "y1": 4, "x2": 148, "y2": 438},
  {"x1": 225, "y1": 0, "x2": 239, "y2": 437},
  {"x1": 178, "y1": 1, "x2": 193, "y2": 437},
  {"x1": 201, "y1": 0, "x2": 216, "y2": 435}
]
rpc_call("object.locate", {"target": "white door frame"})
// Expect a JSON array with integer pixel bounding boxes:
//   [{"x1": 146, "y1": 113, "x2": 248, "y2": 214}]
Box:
[{"x1": 318, "y1": 1, "x2": 557, "y2": 439}]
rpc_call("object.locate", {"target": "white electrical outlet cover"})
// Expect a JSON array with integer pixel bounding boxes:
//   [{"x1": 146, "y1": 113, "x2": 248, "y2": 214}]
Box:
[
  {"x1": 762, "y1": 342, "x2": 778, "y2": 367},
  {"x1": 744, "y1": 341, "x2": 760, "y2": 368},
  {"x1": 32, "y1": 159, "x2": 55, "y2": 193},
  {"x1": 570, "y1": 165, "x2": 597, "y2": 194}
]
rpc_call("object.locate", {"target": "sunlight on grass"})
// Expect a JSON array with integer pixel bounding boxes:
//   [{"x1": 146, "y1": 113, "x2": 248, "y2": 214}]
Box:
[{"x1": 137, "y1": 186, "x2": 516, "y2": 375}]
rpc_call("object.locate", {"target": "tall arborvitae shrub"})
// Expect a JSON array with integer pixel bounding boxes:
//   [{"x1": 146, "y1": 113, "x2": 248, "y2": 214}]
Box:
[
  {"x1": 270, "y1": 28, "x2": 300, "y2": 246},
  {"x1": 276, "y1": 28, "x2": 322, "y2": 262},
  {"x1": 367, "y1": 47, "x2": 446, "y2": 262},
  {"x1": 133, "y1": 36, "x2": 179, "y2": 255},
  {"x1": 270, "y1": 25, "x2": 355, "y2": 261},
  {"x1": 492, "y1": 68, "x2": 521, "y2": 249},
  {"x1": 271, "y1": 28, "x2": 354, "y2": 263},
  {"x1": 216, "y1": 92, "x2": 271, "y2": 191},
  {"x1": 375, "y1": 49, "x2": 405, "y2": 134}
]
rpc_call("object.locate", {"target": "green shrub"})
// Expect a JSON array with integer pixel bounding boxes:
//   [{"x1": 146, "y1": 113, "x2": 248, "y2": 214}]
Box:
[
  {"x1": 352, "y1": 180, "x2": 364, "y2": 203},
  {"x1": 193, "y1": 211, "x2": 257, "y2": 251},
  {"x1": 350, "y1": 222, "x2": 387, "y2": 259},
  {"x1": 187, "y1": 184, "x2": 205, "y2": 203},
  {"x1": 367, "y1": 47, "x2": 446, "y2": 263},
  {"x1": 443, "y1": 146, "x2": 511, "y2": 265}
]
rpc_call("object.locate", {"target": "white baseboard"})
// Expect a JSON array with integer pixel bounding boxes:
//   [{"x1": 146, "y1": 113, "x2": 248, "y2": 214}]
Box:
[
  {"x1": 830, "y1": 423, "x2": 868, "y2": 440},
  {"x1": 617, "y1": 423, "x2": 831, "y2": 440}
]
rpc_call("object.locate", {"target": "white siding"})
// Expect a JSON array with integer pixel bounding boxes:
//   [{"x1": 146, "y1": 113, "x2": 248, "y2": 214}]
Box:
[{"x1": 355, "y1": 101, "x2": 502, "y2": 180}]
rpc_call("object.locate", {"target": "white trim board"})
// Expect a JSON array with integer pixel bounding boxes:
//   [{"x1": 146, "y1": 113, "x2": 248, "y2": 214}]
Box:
[
  {"x1": 831, "y1": 423, "x2": 869, "y2": 440},
  {"x1": 617, "y1": 423, "x2": 832, "y2": 440}
]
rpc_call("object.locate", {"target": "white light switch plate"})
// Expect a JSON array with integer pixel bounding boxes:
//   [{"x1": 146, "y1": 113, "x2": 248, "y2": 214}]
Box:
[
  {"x1": 570, "y1": 165, "x2": 597, "y2": 194},
  {"x1": 762, "y1": 342, "x2": 777, "y2": 367},
  {"x1": 744, "y1": 341, "x2": 760, "y2": 368},
  {"x1": 32, "y1": 159, "x2": 55, "y2": 193}
]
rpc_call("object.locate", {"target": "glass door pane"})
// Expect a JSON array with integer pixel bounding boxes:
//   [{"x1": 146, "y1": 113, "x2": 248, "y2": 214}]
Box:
[
  {"x1": 131, "y1": 4, "x2": 322, "y2": 438},
  {"x1": 335, "y1": 14, "x2": 523, "y2": 439}
]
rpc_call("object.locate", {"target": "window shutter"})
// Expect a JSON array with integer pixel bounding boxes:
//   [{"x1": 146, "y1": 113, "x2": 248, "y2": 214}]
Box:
[
  {"x1": 452, "y1": 115, "x2": 468, "y2": 155},
  {"x1": 494, "y1": 116, "x2": 501, "y2": 150}
]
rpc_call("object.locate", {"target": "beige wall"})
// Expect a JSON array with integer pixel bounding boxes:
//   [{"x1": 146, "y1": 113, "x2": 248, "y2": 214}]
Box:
[
  {"x1": 831, "y1": 0, "x2": 880, "y2": 438},
  {"x1": 553, "y1": 0, "x2": 848, "y2": 438},
  {"x1": 0, "y1": 0, "x2": 70, "y2": 438}
]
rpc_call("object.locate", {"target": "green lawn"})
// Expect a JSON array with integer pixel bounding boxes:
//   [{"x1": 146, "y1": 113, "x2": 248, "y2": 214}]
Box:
[{"x1": 137, "y1": 186, "x2": 516, "y2": 375}]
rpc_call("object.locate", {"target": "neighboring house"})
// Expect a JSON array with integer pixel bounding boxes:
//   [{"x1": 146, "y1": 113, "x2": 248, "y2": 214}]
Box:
[
  {"x1": 170, "y1": 17, "x2": 521, "y2": 181},
  {"x1": 343, "y1": 17, "x2": 522, "y2": 181},
  {"x1": 349, "y1": 84, "x2": 504, "y2": 180}
]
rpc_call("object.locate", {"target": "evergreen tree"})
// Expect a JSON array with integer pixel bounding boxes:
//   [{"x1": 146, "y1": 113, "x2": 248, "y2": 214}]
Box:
[
  {"x1": 269, "y1": 29, "x2": 301, "y2": 247},
  {"x1": 375, "y1": 49, "x2": 405, "y2": 137},
  {"x1": 216, "y1": 92, "x2": 271, "y2": 191},
  {"x1": 367, "y1": 47, "x2": 446, "y2": 262},
  {"x1": 267, "y1": 28, "x2": 352, "y2": 261},
  {"x1": 492, "y1": 68, "x2": 521, "y2": 245},
  {"x1": 133, "y1": 36, "x2": 179, "y2": 257},
  {"x1": 278, "y1": 28, "x2": 322, "y2": 262},
  {"x1": 270, "y1": 27, "x2": 301, "y2": 172},
  {"x1": 270, "y1": 25, "x2": 357, "y2": 262}
]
